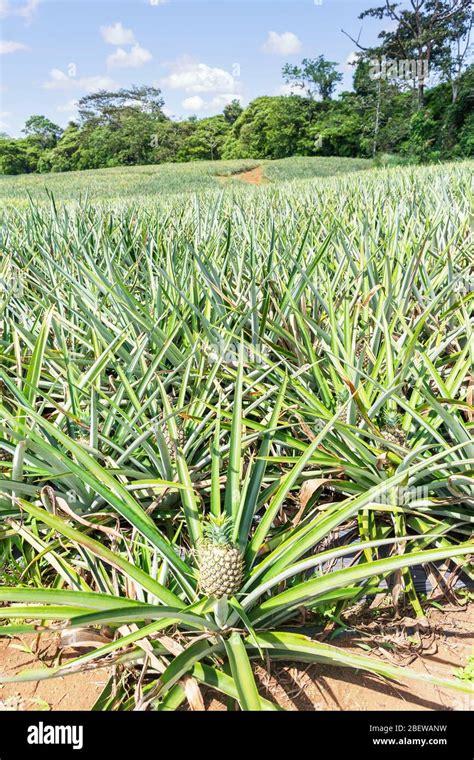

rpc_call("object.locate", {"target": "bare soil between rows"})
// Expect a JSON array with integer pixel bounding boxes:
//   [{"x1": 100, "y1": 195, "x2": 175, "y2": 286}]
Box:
[
  {"x1": 218, "y1": 166, "x2": 267, "y2": 186},
  {"x1": 0, "y1": 604, "x2": 472, "y2": 711}
]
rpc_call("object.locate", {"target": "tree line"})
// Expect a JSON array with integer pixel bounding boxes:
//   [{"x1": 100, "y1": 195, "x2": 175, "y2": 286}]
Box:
[{"x1": 1, "y1": 0, "x2": 472, "y2": 174}]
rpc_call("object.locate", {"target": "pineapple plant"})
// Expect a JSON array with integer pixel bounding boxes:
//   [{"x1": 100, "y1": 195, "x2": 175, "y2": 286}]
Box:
[
  {"x1": 313, "y1": 417, "x2": 325, "y2": 434},
  {"x1": 160, "y1": 410, "x2": 186, "y2": 455},
  {"x1": 335, "y1": 386, "x2": 362, "y2": 424},
  {"x1": 196, "y1": 515, "x2": 244, "y2": 599},
  {"x1": 336, "y1": 387, "x2": 350, "y2": 405},
  {"x1": 289, "y1": 411, "x2": 324, "y2": 441},
  {"x1": 0, "y1": 162, "x2": 472, "y2": 712},
  {"x1": 381, "y1": 409, "x2": 407, "y2": 447},
  {"x1": 355, "y1": 339, "x2": 370, "y2": 371}
]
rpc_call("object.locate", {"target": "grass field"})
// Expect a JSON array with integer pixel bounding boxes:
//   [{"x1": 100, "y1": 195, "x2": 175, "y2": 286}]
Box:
[
  {"x1": 0, "y1": 157, "x2": 472, "y2": 710},
  {"x1": 0, "y1": 155, "x2": 372, "y2": 203}
]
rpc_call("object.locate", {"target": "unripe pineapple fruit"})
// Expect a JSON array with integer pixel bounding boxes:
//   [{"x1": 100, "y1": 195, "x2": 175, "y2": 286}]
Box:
[
  {"x1": 355, "y1": 339, "x2": 370, "y2": 370},
  {"x1": 160, "y1": 411, "x2": 186, "y2": 454},
  {"x1": 197, "y1": 515, "x2": 244, "y2": 599},
  {"x1": 381, "y1": 410, "x2": 406, "y2": 447}
]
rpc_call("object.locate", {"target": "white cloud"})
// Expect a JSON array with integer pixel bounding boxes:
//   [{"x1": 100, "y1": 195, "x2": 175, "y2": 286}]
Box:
[
  {"x1": 107, "y1": 43, "x2": 152, "y2": 69},
  {"x1": 276, "y1": 82, "x2": 302, "y2": 96},
  {"x1": 162, "y1": 57, "x2": 240, "y2": 95},
  {"x1": 18, "y1": 0, "x2": 38, "y2": 18},
  {"x1": 42, "y1": 69, "x2": 74, "y2": 90},
  {"x1": 100, "y1": 23, "x2": 151, "y2": 70},
  {"x1": 42, "y1": 68, "x2": 117, "y2": 92},
  {"x1": 80, "y1": 74, "x2": 117, "y2": 91},
  {"x1": 100, "y1": 22, "x2": 135, "y2": 46},
  {"x1": 343, "y1": 51, "x2": 358, "y2": 72},
  {"x1": 208, "y1": 93, "x2": 242, "y2": 110},
  {"x1": 262, "y1": 31, "x2": 302, "y2": 56},
  {"x1": 182, "y1": 95, "x2": 206, "y2": 112},
  {"x1": 164, "y1": 60, "x2": 242, "y2": 113},
  {"x1": 0, "y1": 40, "x2": 29, "y2": 54},
  {"x1": 0, "y1": 0, "x2": 39, "y2": 22},
  {"x1": 182, "y1": 92, "x2": 242, "y2": 113}
]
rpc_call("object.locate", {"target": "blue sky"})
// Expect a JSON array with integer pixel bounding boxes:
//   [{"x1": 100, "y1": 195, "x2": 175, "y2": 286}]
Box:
[{"x1": 1, "y1": 0, "x2": 392, "y2": 136}]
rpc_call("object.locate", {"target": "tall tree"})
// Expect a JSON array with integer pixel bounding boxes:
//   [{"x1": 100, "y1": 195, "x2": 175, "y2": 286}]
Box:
[
  {"x1": 180, "y1": 116, "x2": 230, "y2": 161},
  {"x1": 0, "y1": 139, "x2": 31, "y2": 174},
  {"x1": 343, "y1": 0, "x2": 472, "y2": 104},
  {"x1": 22, "y1": 115, "x2": 62, "y2": 148},
  {"x1": 435, "y1": 2, "x2": 473, "y2": 102},
  {"x1": 77, "y1": 85, "x2": 165, "y2": 126},
  {"x1": 222, "y1": 96, "x2": 316, "y2": 159},
  {"x1": 282, "y1": 56, "x2": 343, "y2": 100},
  {"x1": 223, "y1": 99, "x2": 244, "y2": 124}
]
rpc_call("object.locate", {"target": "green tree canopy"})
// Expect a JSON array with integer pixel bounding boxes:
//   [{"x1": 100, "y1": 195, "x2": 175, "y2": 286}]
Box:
[
  {"x1": 77, "y1": 85, "x2": 166, "y2": 127},
  {"x1": 223, "y1": 99, "x2": 244, "y2": 124},
  {"x1": 282, "y1": 56, "x2": 343, "y2": 100},
  {"x1": 223, "y1": 96, "x2": 318, "y2": 159},
  {"x1": 22, "y1": 115, "x2": 62, "y2": 148},
  {"x1": 0, "y1": 139, "x2": 32, "y2": 174},
  {"x1": 346, "y1": 0, "x2": 472, "y2": 103},
  {"x1": 180, "y1": 116, "x2": 230, "y2": 161}
]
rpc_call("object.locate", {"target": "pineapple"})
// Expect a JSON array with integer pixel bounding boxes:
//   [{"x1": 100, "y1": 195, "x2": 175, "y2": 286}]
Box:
[
  {"x1": 336, "y1": 387, "x2": 349, "y2": 405},
  {"x1": 335, "y1": 387, "x2": 361, "y2": 424},
  {"x1": 355, "y1": 340, "x2": 370, "y2": 371},
  {"x1": 160, "y1": 411, "x2": 186, "y2": 455},
  {"x1": 313, "y1": 418, "x2": 325, "y2": 434},
  {"x1": 381, "y1": 410, "x2": 406, "y2": 447},
  {"x1": 197, "y1": 515, "x2": 244, "y2": 599}
]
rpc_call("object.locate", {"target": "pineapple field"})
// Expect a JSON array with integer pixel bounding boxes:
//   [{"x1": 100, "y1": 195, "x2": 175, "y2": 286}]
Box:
[{"x1": 0, "y1": 157, "x2": 473, "y2": 711}]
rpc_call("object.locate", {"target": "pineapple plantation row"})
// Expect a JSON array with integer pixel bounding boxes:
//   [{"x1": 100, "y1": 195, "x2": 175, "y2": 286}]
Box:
[{"x1": 0, "y1": 160, "x2": 473, "y2": 710}]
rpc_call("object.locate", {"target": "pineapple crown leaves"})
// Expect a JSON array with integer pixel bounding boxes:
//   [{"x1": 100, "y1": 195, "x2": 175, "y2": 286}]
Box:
[
  {"x1": 382, "y1": 408, "x2": 402, "y2": 428},
  {"x1": 201, "y1": 514, "x2": 234, "y2": 546},
  {"x1": 335, "y1": 387, "x2": 350, "y2": 404}
]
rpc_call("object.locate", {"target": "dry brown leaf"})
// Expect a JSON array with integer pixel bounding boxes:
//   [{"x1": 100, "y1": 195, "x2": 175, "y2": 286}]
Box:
[
  {"x1": 361, "y1": 285, "x2": 383, "y2": 307},
  {"x1": 124, "y1": 577, "x2": 137, "y2": 600},
  {"x1": 293, "y1": 478, "x2": 331, "y2": 525},
  {"x1": 158, "y1": 635, "x2": 185, "y2": 657},
  {"x1": 60, "y1": 627, "x2": 113, "y2": 652},
  {"x1": 391, "y1": 569, "x2": 403, "y2": 612},
  {"x1": 182, "y1": 676, "x2": 205, "y2": 711}
]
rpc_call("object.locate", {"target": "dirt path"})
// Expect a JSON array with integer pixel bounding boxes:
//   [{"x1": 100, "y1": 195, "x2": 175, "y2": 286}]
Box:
[
  {"x1": 0, "y1": 633, "x2": 110, "y2": 711},
  {"x1": 205, "y1": 604, "x2": 474, "y2": 712},
  {"x1": 218, "y1": 165, "x2": 267, "y2": 186},
  {"x1": 234, "y1": 166, "x2": 266, "y2": 185},
  {"x1": 0, "y1": 604, "x2": 471, "y2": 711}
]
